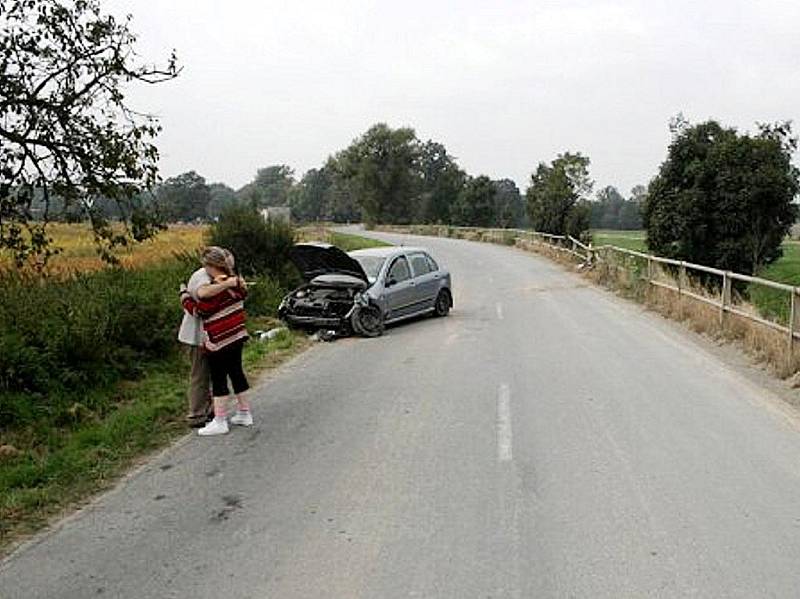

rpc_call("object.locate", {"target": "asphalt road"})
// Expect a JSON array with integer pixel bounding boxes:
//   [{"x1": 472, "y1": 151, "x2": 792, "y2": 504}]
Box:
[{"x1": 4, "y1": 229, "x2": 800, "y2": 598}]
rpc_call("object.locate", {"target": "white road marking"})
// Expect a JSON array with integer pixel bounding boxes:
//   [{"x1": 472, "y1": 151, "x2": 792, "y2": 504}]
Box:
[
  {"x1": 496, "y1": 302, "x2": 504, "y2": 320},
  {"x1": 497, "y1": 384, "x2": 513, "y2": 462}
]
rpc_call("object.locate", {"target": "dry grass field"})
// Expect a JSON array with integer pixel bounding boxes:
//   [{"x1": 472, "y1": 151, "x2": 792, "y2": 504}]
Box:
[
  {"x1": 2, "y1": 223, "x2": 388, "y2": 276},
  {"x1": 0, "y1": 223, "x2": 207, "y2": 275}
]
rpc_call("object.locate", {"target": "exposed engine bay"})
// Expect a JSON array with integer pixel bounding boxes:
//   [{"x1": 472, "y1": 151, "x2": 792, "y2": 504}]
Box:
[{"x1": 286, "y1": 282, "x2": 360, "y2": 321}]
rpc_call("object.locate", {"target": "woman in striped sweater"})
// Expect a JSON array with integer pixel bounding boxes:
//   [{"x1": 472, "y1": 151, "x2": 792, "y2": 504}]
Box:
[{"x1": 181, "y1": 247, "x2": 252, "y2": 436}]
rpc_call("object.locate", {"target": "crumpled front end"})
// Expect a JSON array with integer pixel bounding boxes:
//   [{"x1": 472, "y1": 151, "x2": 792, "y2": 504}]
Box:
[
  {"x1": 278, "y1": 275, "x2": 384, "y2": 338},
  {"x1": 278, "y1": 283, "x2": 360, "y2": 331}
]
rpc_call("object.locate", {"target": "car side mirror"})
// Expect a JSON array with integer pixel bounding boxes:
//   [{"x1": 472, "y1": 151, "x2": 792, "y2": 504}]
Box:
[{"x1": 386, "y1": 277, "x2": 397, "y2": 288}]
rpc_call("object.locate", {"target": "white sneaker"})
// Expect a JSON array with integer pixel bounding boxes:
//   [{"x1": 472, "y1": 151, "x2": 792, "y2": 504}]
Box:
[
  {"x1": 230, "y1": 411, "x2": 254, "y2": 427},
  {"x1": 198, "y1": 418, "x2": 229, "y2": 436}
]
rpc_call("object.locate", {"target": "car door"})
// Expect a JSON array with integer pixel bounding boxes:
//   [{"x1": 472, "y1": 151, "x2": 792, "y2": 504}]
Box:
[
  {"x1": 383, "y1": 255, "x2": 417, "y2": 319},
  {"x1": 408, "y1": 252, "x2": 438, "y2": 311}
]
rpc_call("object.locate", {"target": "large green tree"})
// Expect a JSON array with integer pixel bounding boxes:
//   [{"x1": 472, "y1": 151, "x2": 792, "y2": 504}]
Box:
[
  {"x1": 314, "y1": 157, "x2": 360, "y2": 223},
  {"x1": 156, "y1": 171, "x2": 211, "y2": 222},
  {"x1": 643, "y1": 119, "x2": 799, "y2": 274},
  {"x1": 288, "y1": 167, "x2": 332, "y2": 223},
  {"x1": 206, "y1": 183, "x2": 238, "y2": 221},
  {"x1": 526, "y1": 152, "x2": 593, "y2": 235},
  {"x1": 589, "y1": 185, "x2": 642, "y2": 230},
  {"x1": 493, "y1": 179, "x2": 525, "y2": 228},
  {"x1": 416, "y1": 140, "x2": 465, "y2": 224},
  {"x1": 450, "y1": 175, "x2": 497, "y2": 227},
  {"x1": 335, "y1": 124, "x2": 421, "y2": 225},
  {"x1": 0, "y1": 0, "x2": 179, "y2": 266},
  {"x1": 238, "y1": 165, "x2": 295, "y2": 208}
]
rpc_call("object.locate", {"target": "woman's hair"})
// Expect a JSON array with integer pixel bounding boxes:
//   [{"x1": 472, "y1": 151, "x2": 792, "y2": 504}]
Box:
[
  {"x1": 223, "y1": 249, "x2": 236, "y2": 274},
  {"x1": 201, "y1": 246, "x2": 234, "y2": 276}
]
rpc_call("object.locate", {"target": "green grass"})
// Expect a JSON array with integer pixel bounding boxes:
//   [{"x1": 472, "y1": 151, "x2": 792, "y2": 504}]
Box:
[
  {"x1": 0, "y1": 328, "x2": 308, "y2": 555},
  {"x1": 748, "y1": 243, "x2": 800, "y2": 324},
  {"x1": 756, "y1": 243, "x2": 800, "y2": 286},
  {"x1": 588, "y1": 230, "x2": 800, "y2": 325},
  {"x1": 328, "y1": 231, "x2": 391, "y2": 252},
  {"x1": 591, "y1": 229, "x2": 647, "y2": 252}
]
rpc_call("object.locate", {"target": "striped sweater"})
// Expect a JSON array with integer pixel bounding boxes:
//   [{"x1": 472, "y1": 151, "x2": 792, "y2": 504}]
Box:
[{"x1": 181, "y1": 284, "x2": 248, "y2": 352}]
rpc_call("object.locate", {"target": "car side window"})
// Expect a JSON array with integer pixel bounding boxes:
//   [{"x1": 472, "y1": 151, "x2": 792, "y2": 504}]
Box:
[
  {"x1": 410, "y1": 254, "x2": 430, "y2": 277},
  {"x1": 425, "y1": 254, "x2": 439, "y2": 272},
  {"x1": 387, "y1": 256, "x2": 411, "y2": 283}
]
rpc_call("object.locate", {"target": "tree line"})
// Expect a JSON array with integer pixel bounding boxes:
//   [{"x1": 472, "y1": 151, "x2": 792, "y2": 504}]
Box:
[
  {"x1": 2, "y1": 1, "x2": 798, "y2": 277},
  {"x1": 147, "y1": 125, "x2": 530, "y2": 231},
  {"x1": 26, "y1": 117, "x2": 800, "y2": 276},
  {"x1": 148, "y1": 123, "x2": 647, "y2": 240}
]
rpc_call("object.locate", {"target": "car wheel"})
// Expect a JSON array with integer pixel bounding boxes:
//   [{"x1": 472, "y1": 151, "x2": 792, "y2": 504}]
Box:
[
  {"x1": 434, "y1": 290, "x2": 451, "y2": 317},
  {"x1": 350, "y1": 304, "x2": 384, "y2": 337}
]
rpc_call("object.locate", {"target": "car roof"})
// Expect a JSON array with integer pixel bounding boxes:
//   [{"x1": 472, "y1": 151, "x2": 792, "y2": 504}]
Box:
[{"x1": 348, "y1": 246, "x2": 431, "y2": 258}]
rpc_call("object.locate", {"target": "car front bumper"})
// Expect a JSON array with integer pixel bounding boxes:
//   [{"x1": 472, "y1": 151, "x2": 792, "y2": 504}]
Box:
[{"x1": 281, "y1": 313, "x2": 346, "y2": 328}]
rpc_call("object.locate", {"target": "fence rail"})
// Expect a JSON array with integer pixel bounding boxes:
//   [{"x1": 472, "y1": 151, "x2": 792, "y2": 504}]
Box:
[{"x1": 381, "y1": 224, "x2": 800, "y2": 367}]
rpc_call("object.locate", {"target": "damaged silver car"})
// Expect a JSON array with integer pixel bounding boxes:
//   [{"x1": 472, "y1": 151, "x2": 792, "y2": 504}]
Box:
[{"x1": 278, "y1": 243, "x2": 453, "y2": 338}]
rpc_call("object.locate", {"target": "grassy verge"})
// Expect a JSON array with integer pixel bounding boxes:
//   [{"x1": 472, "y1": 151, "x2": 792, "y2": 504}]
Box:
[
  {"x1": 589, "y1": 230, "x2": 800, "y2": 326},
  {"x1": 295, "y1": 226, "x2": 392, "y2": 251},
  {"x1": 328, "y1": 231, "x2": 391, "y2": 251},
  {"x1": 749, "y1": 243, "x2": 800, "y2": 325},
  {"x1": 0, "y1": 326, "x2": 308, "y2": 556}
]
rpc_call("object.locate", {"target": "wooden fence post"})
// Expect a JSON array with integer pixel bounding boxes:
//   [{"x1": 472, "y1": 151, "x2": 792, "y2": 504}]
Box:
[
  {"x1": 678, "y1": 261, "x2": 686, "y2": 317},
  {"x1": 790, "y1": 288, "x2": 799, "y2": 370},
  {"x1": 721, "y1": 272, "x2": 731, "y2": 327}
]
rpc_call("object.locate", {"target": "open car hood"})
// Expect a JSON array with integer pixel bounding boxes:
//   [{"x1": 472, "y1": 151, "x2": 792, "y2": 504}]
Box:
[{"x1": 288, "y1": 243, "x2": 369, "y2": 283}]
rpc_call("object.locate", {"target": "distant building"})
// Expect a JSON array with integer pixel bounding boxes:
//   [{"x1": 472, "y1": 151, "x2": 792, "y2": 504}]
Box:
[{"x1": 259, "y1": 206, "x2": 291, "y2": 224}]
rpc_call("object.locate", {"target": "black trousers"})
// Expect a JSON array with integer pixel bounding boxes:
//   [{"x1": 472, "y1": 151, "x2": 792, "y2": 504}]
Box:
[{"x1": 207, "y1": 341, "x2": 250, "y2": 397}]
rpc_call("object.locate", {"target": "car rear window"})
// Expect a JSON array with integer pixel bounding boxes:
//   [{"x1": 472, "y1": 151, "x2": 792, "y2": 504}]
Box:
[
  {"x1": 387, "y1": 256, "x2": 411, "y2": 283},
  {"x1": 425, "y1": 254, "x2": 439, "y2": 272},
  {"x1": 410, "y1": 254, "x2": 430, "y2": 276}
]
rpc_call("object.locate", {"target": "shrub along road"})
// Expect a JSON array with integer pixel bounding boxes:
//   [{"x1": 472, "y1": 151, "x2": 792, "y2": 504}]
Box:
[{"x1": 3, "y1": 229, "x2": 800, "y2": 597}]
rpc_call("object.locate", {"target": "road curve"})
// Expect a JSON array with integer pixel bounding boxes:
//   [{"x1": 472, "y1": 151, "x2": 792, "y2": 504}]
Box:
[{"x1": 3, "y1": 229, "x2": 800, "y2": 598}]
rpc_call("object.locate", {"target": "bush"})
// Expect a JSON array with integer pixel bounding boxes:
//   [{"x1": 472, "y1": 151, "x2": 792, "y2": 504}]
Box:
[
  {"x1": 0, "y1": 262, "x2": 191, "y2": 429},
  {"x1": 644, "y1": 119, "x2": 799, "y2": 274},
  {"x1": 207, "y1": 204, "x2": 299, "y2": 286},
  {"x1": 565, "y1": 201, "x2": 591, "y2": 239},
  {"x1": 245, "y1": 275, "x2": 287, "y2": 317}
]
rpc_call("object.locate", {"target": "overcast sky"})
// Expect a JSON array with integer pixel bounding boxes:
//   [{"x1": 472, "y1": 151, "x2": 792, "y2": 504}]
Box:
[{"x1": 111, "y1": 0, "x2": 800, "y2": 196}]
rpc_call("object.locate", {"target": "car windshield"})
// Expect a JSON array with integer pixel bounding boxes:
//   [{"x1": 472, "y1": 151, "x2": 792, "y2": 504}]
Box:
[{"x1": 351, "y1": 255, "x2": 386, "y2": 283}]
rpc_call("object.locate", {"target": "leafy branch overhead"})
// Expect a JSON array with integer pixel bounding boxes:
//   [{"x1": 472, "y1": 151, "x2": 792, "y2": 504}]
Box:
[{"x1": 0, "y1": 0, "x2": 180, "y2": 266}]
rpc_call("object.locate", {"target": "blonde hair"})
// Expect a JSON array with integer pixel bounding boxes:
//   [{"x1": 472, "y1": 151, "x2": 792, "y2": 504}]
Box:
[
  {"x1": 201, "y1": 246, "x2": 234, "y2": 275},
  {"x1": 223, "y1": 249, "x2": 235, "y2": 274}
]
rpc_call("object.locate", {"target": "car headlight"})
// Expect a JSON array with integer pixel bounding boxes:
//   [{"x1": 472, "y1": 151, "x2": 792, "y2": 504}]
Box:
[{"x1": 354, "y1": 293, "x2": 369, "y2": 307}]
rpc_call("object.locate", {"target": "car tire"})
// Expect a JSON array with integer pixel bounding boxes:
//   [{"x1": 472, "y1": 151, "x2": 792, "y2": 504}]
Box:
[
  {"x1": 433, "y1": 290, "x2": 451, "y2": 317},
  {"x1": 350, "y1": 304, "x2": 384, "y2": 337}
]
